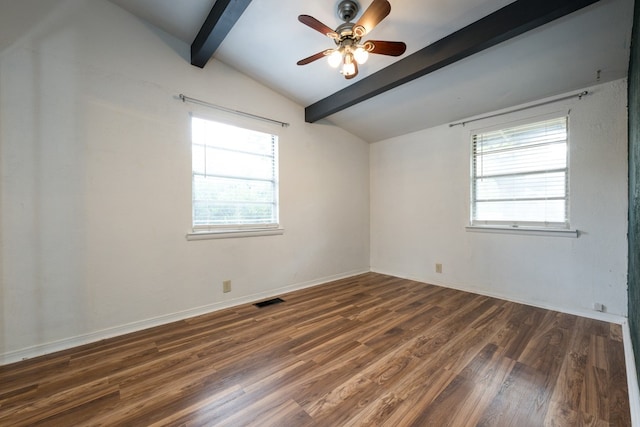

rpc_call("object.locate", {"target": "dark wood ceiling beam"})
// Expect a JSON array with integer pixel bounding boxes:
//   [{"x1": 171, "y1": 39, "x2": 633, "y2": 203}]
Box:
[
  {"x1": 304, "y1": 0, "x2": 601, "y2": 123},
  {"x1": 191, "y1": 0, "x2": 252, "y2": 68}
]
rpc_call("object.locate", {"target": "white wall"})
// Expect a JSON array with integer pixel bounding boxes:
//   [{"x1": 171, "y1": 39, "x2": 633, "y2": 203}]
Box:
[
  {"x1": 0, "y1": 0, "x2": 370, "y2": 362},
  {"x1": 371, "y1": 79, "x2": 629, "y2": 318}
]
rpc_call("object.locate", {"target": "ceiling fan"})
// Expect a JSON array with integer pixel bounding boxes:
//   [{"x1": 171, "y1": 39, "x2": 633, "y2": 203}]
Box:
[{"x1": 297, "y1": 0, "x2": 406, "y2": 79}]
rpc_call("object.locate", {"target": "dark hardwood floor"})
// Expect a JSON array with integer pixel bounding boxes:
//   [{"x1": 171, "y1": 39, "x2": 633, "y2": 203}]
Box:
[{"x1": 0, "y1": 273, "x2": 631, "y2": 426}]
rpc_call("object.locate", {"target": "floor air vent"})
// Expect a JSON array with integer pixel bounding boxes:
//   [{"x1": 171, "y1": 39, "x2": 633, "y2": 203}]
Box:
[{"x1": 254, "y1": 297, "x2": 285, "y2": 308}]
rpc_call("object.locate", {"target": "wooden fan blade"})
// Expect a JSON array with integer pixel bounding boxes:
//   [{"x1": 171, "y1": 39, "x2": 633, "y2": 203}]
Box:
[
  {"x1": 354, "y1": 0, "x2": 391, "y2": 36},
  {"x1": 365, "y1": 40, "x2": 406, "y2": 56},
  {"x1": 298, "y1": 15, "x2": 339, "y2": 39},
  {"x1": 297, "y1": 50, "x2": 331, "y2": 66},
  {"x1": 345, "y1": 62, "x2": 359, "y2": 80}
]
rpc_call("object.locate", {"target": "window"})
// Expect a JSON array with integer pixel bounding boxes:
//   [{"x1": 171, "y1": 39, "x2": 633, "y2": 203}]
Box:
[
  {"x1": 191, "y1": 116, "x2": 279, "y2": 232},
  {"x1": 471, "y1": 116, "x2": 569, "y2": 229}
]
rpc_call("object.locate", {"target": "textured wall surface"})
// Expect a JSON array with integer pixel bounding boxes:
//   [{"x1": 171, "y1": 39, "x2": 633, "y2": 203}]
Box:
[
  {"x1": 371, "y1": 79, "x2": 628, "y2": 319},
  {"x1": 629, "y1": 0, "x2": 640, "y2": 388},
  {"x1": 0, "y1": 0, "x2": 370, "y2": 363}
]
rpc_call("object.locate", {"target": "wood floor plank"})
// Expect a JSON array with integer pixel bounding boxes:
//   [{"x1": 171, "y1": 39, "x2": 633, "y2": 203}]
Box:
[
  {"x1": 607, "y1": 330, "x2": 633, "y2": 426},
  {"x1": 477, "y1": 361, "x2": 545, "y2": 426},
  {"x1": 451, "y1": 351, "x2": 516, "y2": 427},
  {"x1": 549, "y1": 316, "x2": 592, "y2": 413},
  {"x1": 379, "y1": 365, "x2": 459, "y2": 426},
  {"x1": 0, "y1": 273, "x2": 630, "y2": 426}
]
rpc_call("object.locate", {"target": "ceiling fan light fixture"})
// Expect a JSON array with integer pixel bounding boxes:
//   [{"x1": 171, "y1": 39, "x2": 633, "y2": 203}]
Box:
[
  {"x1": 297, "y1": 0, "x2": 405, "y2": 80},
  {"x1": 328, "y1": 49, "x2": 343, "y2": 68}
]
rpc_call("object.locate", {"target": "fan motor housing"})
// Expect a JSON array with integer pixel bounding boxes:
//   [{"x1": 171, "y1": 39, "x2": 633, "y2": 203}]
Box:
[{"x1": 337, "y1": 0, "x2": 359, "y2": 22}]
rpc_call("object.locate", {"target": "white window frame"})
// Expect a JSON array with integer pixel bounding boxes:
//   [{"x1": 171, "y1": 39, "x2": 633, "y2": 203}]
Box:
[
  {"x1": 468, "y1": 115, "x2": 577, "y2": 237},
  {"x1": 187, "y1": 115, "x2": 283, "y2": 240}
]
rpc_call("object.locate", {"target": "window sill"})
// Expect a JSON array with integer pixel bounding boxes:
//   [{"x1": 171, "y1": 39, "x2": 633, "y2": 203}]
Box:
[
  {"x1": 186, "y1": 228, "x2": 285, "y2": 241},
  {"x1": 466, "y1": 225, "x2": 579, "y2": 238}
]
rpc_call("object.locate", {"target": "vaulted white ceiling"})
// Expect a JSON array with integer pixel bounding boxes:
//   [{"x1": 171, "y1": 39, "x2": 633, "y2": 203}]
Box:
[{"x1": 110, "y1": 0, "x2": 634, "y2": 142}]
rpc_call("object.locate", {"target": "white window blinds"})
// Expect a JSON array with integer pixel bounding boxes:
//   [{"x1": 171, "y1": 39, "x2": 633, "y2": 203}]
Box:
[
  {"x1": 471, "y1": 116, "x2": 569, "y2": 228},
  {"x1": 191, "y1": 117, "x2": 279, "y2": 230}
]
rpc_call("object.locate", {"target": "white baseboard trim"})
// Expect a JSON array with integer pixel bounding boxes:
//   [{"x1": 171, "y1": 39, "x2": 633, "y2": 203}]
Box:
[
  {"x1": 0, "y1": 269, "x2": 370, "y2": 366},
  {"x1": 369, "y1": 268, "x2": 626, "y2": 324},
  {"x1": 622, "y1": 320, "x2": 640, "y2": 427}
]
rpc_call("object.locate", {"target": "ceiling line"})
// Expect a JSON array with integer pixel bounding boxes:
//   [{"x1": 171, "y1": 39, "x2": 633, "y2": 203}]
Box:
[
  {"x1": 304, "y1": 0, "x2": 601, "y2": 123},
  {"x1": 191, "y1": 0, "x2": 253, "y2": 68}
]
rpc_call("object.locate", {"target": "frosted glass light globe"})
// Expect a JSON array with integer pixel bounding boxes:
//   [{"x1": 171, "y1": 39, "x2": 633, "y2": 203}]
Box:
[
  {"x1": 343, "y1": 61, "x2": 356, "y2": 76},
  {"x1": 327, "y1": 50, "x2": 342, "y2": 68},
  {"x1": 353, "y1": 46, "x2": 369, "y2": 64}
]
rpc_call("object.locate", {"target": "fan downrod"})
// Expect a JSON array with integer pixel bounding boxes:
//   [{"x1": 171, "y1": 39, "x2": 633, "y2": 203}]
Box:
[{"x1": 337, "y1": 0, "x2": 359, "y2": 22}]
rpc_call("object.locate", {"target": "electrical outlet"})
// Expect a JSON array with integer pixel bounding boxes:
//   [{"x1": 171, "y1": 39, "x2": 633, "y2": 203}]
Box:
[
  {"x1": 435, "y1": 263, "x2": 443, "y2": 274},
  {"x1": 223, "y1": 280, "x2": 231, "y2": 293}
]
